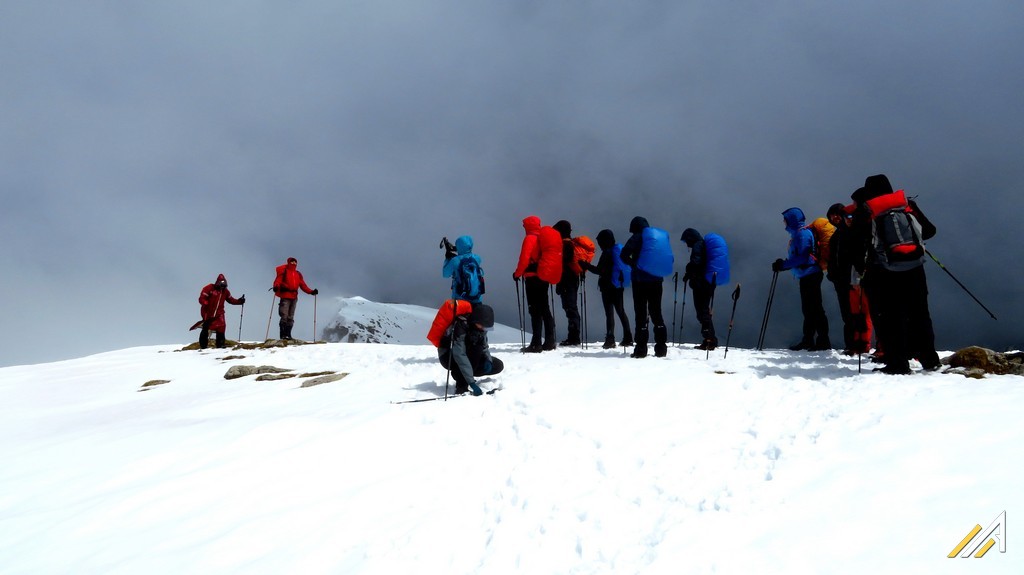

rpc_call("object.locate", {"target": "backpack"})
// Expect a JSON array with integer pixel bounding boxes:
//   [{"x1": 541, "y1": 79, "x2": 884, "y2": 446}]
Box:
[
  {"x1": 427, "y1": 299, "x2": 474, "y2": 347},
  {"x1": 866, "y1": 190, "x2": 925, "y2": 271},
  {"x1": 568, "y1": 236, "x2": 596, "y2": 275},
  {"x1": 536, "y1": 226, "x2": 563, "y2": 284},
  {"x1": 610, "y1": 244, "x2": 631, "y2": 288},
  {"x1": 803, "y1": 218, "x2": 836, "y2": 271},
  {"x1": 703, "y1": 233, "x2": 730, "y2": 285},
  {"x1": 452, "y1": 256, "x2": 485, "y2": 302},
  {"x1": 637, "y1": 227, "x2": 674, "y2": 278}
]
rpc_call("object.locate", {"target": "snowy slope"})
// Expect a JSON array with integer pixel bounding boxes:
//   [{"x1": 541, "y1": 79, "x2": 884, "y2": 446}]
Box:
[
  {"x1": 321, "y1": 296, "x2": 522, "y2": 345},
  {"x1": 0, "y1": 342, "x2": 1021, "y2": 574}
]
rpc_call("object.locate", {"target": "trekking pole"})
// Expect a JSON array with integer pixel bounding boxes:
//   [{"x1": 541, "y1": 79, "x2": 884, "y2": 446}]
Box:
[
  {"x1": 926, "y1": 250, "x2": 997, "y2": 320},
  {"x1": 514, "y1": 277, "x2": 525, "y2": 348},
  {"x1": 581, "y1": 274, "x2": 589, "y2": 349},
  {"x1": 756, "y1": 271, "x2": 779, "y2": 351},
  {"x1": 237, "y1": 298, "x2": 245, "y2": 342},
  {"x1": 723, "y1": 284, "x2": 741, "y2": 358},
  {"x1": 706, "y1": 272, "x2": 717, "y2": 360},
  {"x1": 671, "y1": 272, "x2": 678, "y2": 347},
  {"x1": 678, "y1": 278, "x2": 688, "y2": 346},
  {"x1": 265, "y1": 292, "x2": 276, "y2": 341},
  {"x1": 444, "y1": 299, "x2": 457, "y2": 401},
  {"x1": 313, "y1": 293, "x2": 318, "y2": 343}
]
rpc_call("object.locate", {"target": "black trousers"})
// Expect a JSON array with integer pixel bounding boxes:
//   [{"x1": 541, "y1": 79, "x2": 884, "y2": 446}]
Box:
[
  {"x1": 632, "y1": 280, "x2": 667, "y2": 353},
  {"x1": 869, "y1": 265, "x2": 939, "y2": 370},
  {"x1": 799, "y1": 273, "x2": 830, "y2": 345},
  {"x1": 600, "y1": 287, "x2": 631, "y2": 339},
  {"x1": 525, "y1": 277, "x2": 555, "y2": 347},
  {"x1": 831, "y1": 280, "x2": 855, "y2": 351},
  {"x1": 691, "y1": 282, "x2": 717, "y2": 344}
]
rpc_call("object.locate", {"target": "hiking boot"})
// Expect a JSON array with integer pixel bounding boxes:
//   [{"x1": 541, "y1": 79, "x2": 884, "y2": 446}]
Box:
[
  {"x1": 631, "y1": 346, "x2": 648, "y2": 359},
  {"x1": 522, "y1": 344, "x2": 543, "y2": 353},
  {"x1": 602, "y1": 335, "x2": 617, "y2": 349},
  {"x1": 560, "y1": 338, "x2": 581, "y2": 347},
  {"x1": 541, "y1": 341, "x2": 557, "y2": 351},
  {"x1": 811, "y1": 339, "x2": 832, "y2": 351},
  {"x1": 620, "y1": 337, "x2": 634, "y2": 347},
  {"x1": 788, "y1": 340, "x2": 813, "y2": 351},
  {"x1": 654, "y1": 343, "x2": 668, "y2": 358},
  {"x1": 874, "y1": 364, "x2": 911, "y2": 375},
  {"x1": 695, "y1": 339, "x2": 718, "y2": 351}
]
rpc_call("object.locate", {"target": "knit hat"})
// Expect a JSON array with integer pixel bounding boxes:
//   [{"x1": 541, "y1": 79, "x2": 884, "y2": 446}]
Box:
[
  {"x1": 469, "y1": 304, "x2": 495, "y2": 330},
  {"x1": 553, "y1": 220, "x2": 572, "y2": 239}
]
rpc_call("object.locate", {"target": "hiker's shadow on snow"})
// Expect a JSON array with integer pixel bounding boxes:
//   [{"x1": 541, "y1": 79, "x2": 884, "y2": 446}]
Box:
[
  {"x1": 752, "y1": 353, "x2": 864, "y2": 380},
  {"x1": 396, "y1": 357, "x2": 437, "y2": 366},
  {"x1": 402, "y1": 380, "x2": 446, "y2": 396}
]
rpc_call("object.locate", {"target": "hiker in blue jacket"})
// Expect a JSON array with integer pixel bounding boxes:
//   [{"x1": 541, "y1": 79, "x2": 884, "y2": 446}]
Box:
[
  {"x1": 620, "y1": 216, "x2": 670, "y2": 358},
  {"x1": 772, "y1": 207, "x2": 830, "y2": 351},
  {"x1": 442, "y1": 235, "x2": 484, "y2": 304},
  {"x1": 681, "y1": 228, "x2": 718, "y2": 351}
]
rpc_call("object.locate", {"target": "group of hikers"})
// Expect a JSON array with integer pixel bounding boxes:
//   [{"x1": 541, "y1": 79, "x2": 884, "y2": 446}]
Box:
[
  {"x1": 428, "y1": 172, "x2": 943, "y2": 394},
  {"x1": 194, "y1": 172, "x2": 943, "y2": 396}
]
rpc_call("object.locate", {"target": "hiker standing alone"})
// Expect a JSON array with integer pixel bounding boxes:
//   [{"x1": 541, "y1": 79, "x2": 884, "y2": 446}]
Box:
[{"x1": 272, "y1": 257, "x2": 318, "y2": 340}]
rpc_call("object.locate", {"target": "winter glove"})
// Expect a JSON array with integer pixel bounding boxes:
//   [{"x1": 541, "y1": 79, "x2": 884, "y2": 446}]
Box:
[
  {"x1": 311, "y1": 289, "x2": 319, "y2": 295},
  {"x1": 681, "y1": 273, "x2": 691, "y2": 283},
  {"x1": 237, "y1": 296, "x2": 246, "y2": 305},
  {"x1": 772, "y1": 258, "x2": 785, "y2": 272},
  {"x1": 512, "y1": 272, "x2": 520, "y2": 281},
  {"x1": 202, "y1": 320, "x2": 211, "y2": 329}
]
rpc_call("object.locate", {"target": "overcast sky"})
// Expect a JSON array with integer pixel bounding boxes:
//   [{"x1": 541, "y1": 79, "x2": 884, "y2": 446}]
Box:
[{"x1": 2, "y1": 1, "x2": 1021, "y2": 366}]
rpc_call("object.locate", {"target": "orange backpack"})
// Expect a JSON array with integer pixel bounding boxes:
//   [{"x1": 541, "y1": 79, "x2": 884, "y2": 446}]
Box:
[
  {"x1": 568, "y1": 236, "x2": 596, "y2": 275},
  {"x1": 426, "y1": 299, "x2": 473, "y2": 347}
]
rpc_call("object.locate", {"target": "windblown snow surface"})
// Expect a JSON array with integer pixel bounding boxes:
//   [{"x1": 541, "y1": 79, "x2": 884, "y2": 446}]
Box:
[{"x1": 1, "y1": 339, "x2": 1020, "y2": 574}]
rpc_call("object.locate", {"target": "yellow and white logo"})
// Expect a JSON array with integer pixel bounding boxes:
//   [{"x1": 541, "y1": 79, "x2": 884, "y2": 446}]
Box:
[{"x1": 948, "y1": 511, "x2": 1006, "y2": 558}]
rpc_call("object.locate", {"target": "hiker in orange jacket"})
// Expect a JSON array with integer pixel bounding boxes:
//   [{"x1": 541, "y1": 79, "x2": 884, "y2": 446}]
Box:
[
  {"x1": 513, "y1": 216, "x2": 562, "y2": 352},
  {"x1": 272, "y1": 257, "x2": 317, "y2": 340}
]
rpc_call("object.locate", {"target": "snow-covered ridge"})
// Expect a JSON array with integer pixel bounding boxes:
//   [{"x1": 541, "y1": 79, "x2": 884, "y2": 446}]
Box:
[{"x1": 321, "y1": 296, "x2": 521, "y2": 344}]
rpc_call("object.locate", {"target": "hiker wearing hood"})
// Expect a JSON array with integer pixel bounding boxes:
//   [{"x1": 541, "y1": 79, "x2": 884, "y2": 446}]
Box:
[
  {"x1": 198, "y1": 274, "x2": 245, "y2": 349},
  {"x1": 579, "y1": 229, "x2": 633, "y2": 349},
  {"x1": 680, "y1": 228, "x2": 718, "y2": 350},
  {"x1": 442, "y1": 235, "x2": 485, "y2": 304},
  {"x1": 513, "y1": 216, "x2": 562, "y2": 352},
  {"x1": 619, "y1": 216, "x2": 670, "y2": 358},
  {"x1": 772, "y1": 208, "x2": 830, "y2": 351},
  {"x1": 272, "y1": 257, "x2": 318, "y2": 340},
  {"x1": 553, "y1": 220, "x2": 582, "y2": 346}
]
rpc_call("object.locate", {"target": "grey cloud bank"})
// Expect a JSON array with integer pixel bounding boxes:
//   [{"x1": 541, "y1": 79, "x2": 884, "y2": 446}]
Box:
[{"x1": 2, "y1": 1, "x2": 1020, "y2": 366}]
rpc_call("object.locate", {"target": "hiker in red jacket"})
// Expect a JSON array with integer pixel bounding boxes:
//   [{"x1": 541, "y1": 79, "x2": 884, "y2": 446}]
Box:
[
  {"x1": 272, "y1": 257, "x2": 318, "y2": 340},
  {"x1": 198, "y1": 274, "x2": 245, "y2": 349}
]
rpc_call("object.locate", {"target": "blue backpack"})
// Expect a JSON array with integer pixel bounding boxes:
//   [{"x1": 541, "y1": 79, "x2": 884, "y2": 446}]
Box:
[
  {"x1": 610, "y1": 244, "x2": 631, "y2": 288},
  {"x1": 637, "y1": 227, "x2": 674, "y2": 278},
  {"x1": 703, "y1": 233, "x2": 730, "y2": 286},
  {"x1": 452, "y1": 257, "x2": 485, "y2": 302}
]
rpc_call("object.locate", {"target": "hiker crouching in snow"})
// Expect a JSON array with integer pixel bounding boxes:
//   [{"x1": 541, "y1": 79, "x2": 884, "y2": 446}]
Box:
[
  {"x1": 432, "y1": 302, "x2": 504, "y2": 395},
  {"x1": 198, "y1": 274, "x2": 245, "y2": 349}
]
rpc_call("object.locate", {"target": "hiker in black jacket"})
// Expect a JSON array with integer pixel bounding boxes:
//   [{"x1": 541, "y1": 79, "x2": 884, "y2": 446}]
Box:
[{"x1": 579, "y1": 229, "x2": 633, "y2": 349}]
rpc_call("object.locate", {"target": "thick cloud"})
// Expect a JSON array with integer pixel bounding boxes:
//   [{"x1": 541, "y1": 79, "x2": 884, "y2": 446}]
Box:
[{"x1": 2, "y1": 1, "x2": 1020, "y2": 366}]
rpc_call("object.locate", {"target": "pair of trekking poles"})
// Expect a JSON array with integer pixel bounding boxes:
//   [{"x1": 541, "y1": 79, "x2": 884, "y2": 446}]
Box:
[
  {"x1": 672, "y1": 272, "x2": 742, "y2": 359},
  {"x1": 263, "y1": 293, "x2": 319, "y2": 342},
  {"x1": 512, "y1": 276, "x2": 590, "y2": 350}
]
